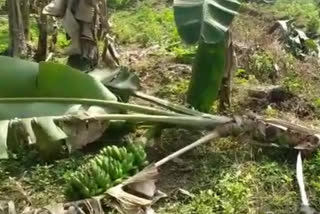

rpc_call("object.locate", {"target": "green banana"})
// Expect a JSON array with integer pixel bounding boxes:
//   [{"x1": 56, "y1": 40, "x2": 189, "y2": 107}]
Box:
[
  {"x1": 112, "y1": 145, "x2": 122, "y2": 161},
  {"x1": 65, "y1": 144, "x2": 148, "y2": 200},
  {"x1": 119, "y1": 147, "x2": 127, "y2": 160}
]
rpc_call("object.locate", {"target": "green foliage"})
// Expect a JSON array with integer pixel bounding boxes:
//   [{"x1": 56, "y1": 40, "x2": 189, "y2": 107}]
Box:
[
  {"x1": 0, "y1": 17, "x2": 8, "y2": 52},
  {"x1": 109, "y1": 0, "x2": 132, "y2": 9},
  {"x1": 249, "y1": 50, "x2": 277, "y2": 82},
  {"x1": 158, "y1": 166, "x2": 253, "y2": 214},
  {"x1": 111, "y1": 6, "x2": 180, "y2": 47},
  {"x1": 65, "y1": 143, "x2": 148, "y2": 199},
  {"x1": 283, "y1": 72, "x2": 303, "y2": 93},
  {"x1": 313, "y1": 98, "x2": 320, "y2": 110},
  {"x1": 56, "y1": 32, "x2": 70, "y2": 49},
  {"x1": 271, "y1": 0, "x2": 320, "y2": 34},
  {"x1": 157, "y1": 79, "x2": 189, "y2": 102},
  {"x1": 171, "y1": 45, "x2": 196, "y2": 64},
  {"x1": 0, "y1": 151, "x2": 92, "y2": 206},
  {"x1": 305, "y1": 150, "x2": 320, "y2": 208}
]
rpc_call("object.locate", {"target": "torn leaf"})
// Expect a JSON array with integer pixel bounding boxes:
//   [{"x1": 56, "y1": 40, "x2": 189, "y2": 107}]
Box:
[{"x1": 35, "y1": 117, "x2": 67, "y2": 141}]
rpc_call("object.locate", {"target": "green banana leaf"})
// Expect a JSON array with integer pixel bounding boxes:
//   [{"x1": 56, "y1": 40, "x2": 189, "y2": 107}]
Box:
[
  {"x1": 0, "y1": 59, "x2": 118, "y2": 120},
  {"x1": 0, "y1": 56, "x2": 118, "y2": 160},
  {"x1": 0, "y1": 56, "x2": 38, "y2": 98},
  {"x1": 89, "y1": 67, "x2": 141, "y2": 102},
  {"x1": 173, "y1": 0, "x2": 240, "y2": 112},
  {"x1": 174, "y1": 0, "x2": 241, "y2": 44}
]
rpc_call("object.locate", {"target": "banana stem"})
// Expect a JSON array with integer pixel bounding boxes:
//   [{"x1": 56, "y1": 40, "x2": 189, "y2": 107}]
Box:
[
  {"x1": 134, "y1": 91, "x2": 204, "y2": 116},
  {"x1": 296, "y1": 151, "x2": 309, "y2": 206},
  {"x1": 58, "y1": 114, "x2": 232, "y2": 129},
  {"x1": 155, "y1": 130, "x2": 220, "y2": 167},
  {"x1": 0, "y1": 98, "x2": 180, "y2": 116}
]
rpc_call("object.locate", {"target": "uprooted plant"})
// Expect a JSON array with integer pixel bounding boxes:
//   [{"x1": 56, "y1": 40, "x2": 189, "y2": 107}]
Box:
[
  {"x1": 1, "y1": 106, "x2": 320, "y2": 213},
  {"x1": 0, "y1": 55, "x2": 319, "y2": 213}
]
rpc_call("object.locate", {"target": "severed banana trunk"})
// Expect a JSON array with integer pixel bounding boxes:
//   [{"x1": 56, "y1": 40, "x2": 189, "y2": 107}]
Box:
[{"x1": 43, "y1": 0, "x2": 114, "y2": 71}]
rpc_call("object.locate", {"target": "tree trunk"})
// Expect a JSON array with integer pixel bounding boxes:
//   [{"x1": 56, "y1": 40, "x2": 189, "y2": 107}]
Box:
[
  {"x1": 35, "y1": 0, "x2": 48, "y2": 62},
  {"x1": 7, "y1": 0, "x2": 27, "y2": 57},
  {"x1": 20, "y1": 0, "x2": 30, "y2": 40},
  {"x1": 48, "y1": 17, "x2": 58, "y2": 53},
  {"x1": 218, "y1": 32, "x2": 236, "y2": 113}
]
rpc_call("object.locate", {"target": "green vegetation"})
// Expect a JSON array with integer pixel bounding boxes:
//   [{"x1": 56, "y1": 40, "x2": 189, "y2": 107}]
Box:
[
  {"x1": 109, "y1": 0, "x2": 132, "y2": 9},
  {"x1": 157, "y1": 138, "x2": 300, "y2": 214},
  {"x1": 269, "y1": 0, "x2": 320, "y2": 33},
  {"x1": 249, "y1": 50, "x2": 277, "y2": 82},
  {"x1": 306, "y1": 150, "x2": 320, "y2": 208},
  {"x1": 0, "y1": 17, "x2": 8, "y2": 52},
  {"x1": 111, "y1": 4, "x2": 195, "y2": 60},
  {"x1": 111, "y1": 6, "x2": 179, "y2": 47}
]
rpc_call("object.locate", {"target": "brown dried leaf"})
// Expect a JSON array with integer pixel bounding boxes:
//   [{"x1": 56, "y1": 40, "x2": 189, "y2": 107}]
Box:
[
  {"x1": 106, "y1": 166, "x2": 160, "y2": 214},
  {"x1": 43, "y1": 0, "x2": 67, "y2": 17},
  {"x1": 61, "y1": 120, "x2": 109, "y2": 152}
]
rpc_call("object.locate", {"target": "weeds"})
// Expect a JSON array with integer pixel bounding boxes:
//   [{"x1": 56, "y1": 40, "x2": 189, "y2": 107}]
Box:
[
  {"x1": 283, "y1": 72, "x2": 304, "y2": 93},
  {"x1": 264, "y1": 0, "x2": 320, "y2": 34},
  {"x1": 111, "y1": 4, "x2": 195, "y2": 61},
  {"x1": 249, "y1": 50, "x2": 277, "y2": 83},
  {"x1": 157, "y1": 79, "x2": 189, "y2": 103},
  {"x1": 111, "y1": 6, "x2": 178, "y2": 47},
  {"x1": 0, "y1": 17, "x2": 8, "y2": 52},
  {"x1": 109, "y1": 0, "x2": 132, "y2": 9}
]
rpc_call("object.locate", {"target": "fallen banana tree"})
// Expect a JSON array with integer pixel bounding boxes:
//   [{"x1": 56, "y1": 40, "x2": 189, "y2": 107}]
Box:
[
  {"x1": 0, "y1": 56, "x2": 320, "y2": 213},
  {"x1": 1, "y1": 111, "x2": 320, "y2": 213},
  {"x1": 0, "y1": 55, "x2": 232, "y2": 160}
]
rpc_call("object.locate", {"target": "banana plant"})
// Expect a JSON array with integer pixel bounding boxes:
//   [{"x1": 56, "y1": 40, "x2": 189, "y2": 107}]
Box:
[
  {"x1": 43, "y1": 0, "x2": 117, "y2": 71},
  {"x1": 0, "y1": 56, "x2": 229, "y2": 160},
  {"x1": 174, "y1": 0, "x2": 241, "y2": 112}
]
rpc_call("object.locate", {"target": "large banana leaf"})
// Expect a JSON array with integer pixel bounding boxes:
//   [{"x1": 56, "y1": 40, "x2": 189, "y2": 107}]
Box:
[
  {"x1": 174, "y1": 0, "x2": 241, "y2": 44},
  {"x1": 0, "y1": 56, "x2": 117, "y2": 160},
  {"x1": 0, "y1": 57, "x2": 117, "y2": 120},
  {"x1": 0, "y1": 56, "x2": 38, "y2": 97}
]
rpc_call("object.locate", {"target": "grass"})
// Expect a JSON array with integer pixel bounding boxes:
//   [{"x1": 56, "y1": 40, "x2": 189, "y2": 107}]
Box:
[
  {"x1": 111, "y1": 3, "x2": 195, "y2": 60},
  {"x1": 156, "y1": 137, "x2": 301, "y2": 214},
  {"x1": 111, "y1": 5, "x2": 179, "y2": 47},
  {"x1": 251, "y1": 0, "x2": 320, "y2": 34},
  {"x1": 0, "y1": 150, "x2": 92, "y2": 207}
]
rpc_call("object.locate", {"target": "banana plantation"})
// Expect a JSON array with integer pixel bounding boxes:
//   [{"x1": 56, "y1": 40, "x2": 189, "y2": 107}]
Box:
[{"x1": 1, "y1": 0, "x2": 320, "y2": 213}]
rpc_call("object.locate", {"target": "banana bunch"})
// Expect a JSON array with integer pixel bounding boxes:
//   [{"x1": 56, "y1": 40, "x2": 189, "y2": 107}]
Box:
[
  {"x1": 65, "y1": 144, "x2": 148, "y2": 200},
  {"x1": 127, "y1": 143, "x2": 148, "y2": 167}
]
